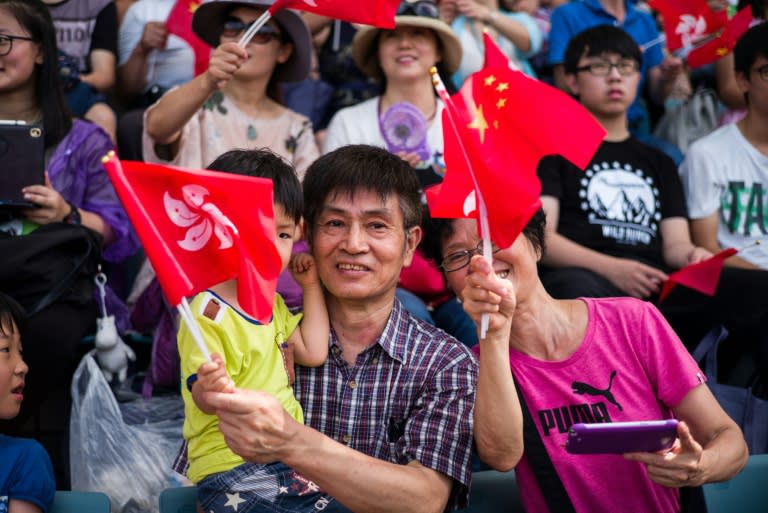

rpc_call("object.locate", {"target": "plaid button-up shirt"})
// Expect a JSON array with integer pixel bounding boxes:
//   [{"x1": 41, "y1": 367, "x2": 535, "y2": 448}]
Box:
[{"x1": 294, "y1": 300, "x2": 478, "y2": 511}]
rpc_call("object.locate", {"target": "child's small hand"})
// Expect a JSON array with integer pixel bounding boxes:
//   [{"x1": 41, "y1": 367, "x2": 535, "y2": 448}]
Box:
[
  {"x1": 196, "y1": 353, "x2": 234, "y2": 393},
  {"x1": 289, "y1": 252, "x2": 320, "y2": 288}
]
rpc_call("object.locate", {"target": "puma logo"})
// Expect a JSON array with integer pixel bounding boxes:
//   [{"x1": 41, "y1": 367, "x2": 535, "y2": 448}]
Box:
[{"x1": 572, "y1": 370, "x2": 623, "y2": 412}]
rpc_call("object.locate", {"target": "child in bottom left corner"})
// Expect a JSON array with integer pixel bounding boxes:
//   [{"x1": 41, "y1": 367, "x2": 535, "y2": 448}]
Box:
[{"x1": 0, "y1": 291, "x2": 56, "y2": 513}]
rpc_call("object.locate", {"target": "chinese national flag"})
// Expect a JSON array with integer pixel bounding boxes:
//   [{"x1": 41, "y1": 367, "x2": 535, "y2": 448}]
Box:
[
  {"x1": 103, "y1": 155, "x2": 282, "y2": 324},
  {"x1": 648, "y1": 0, "x2": 727, "y2": 52},
  {"x1": 167, "y1": 0, "x2": 210, "y2": 76},
  {"x1": 686, "y1": 7, "x2": 752, "y2": 69},
  {"x1": 427, "y1": 34, "x2": 606, "y2": 249},
  {"x1": 269, "y1": 0, "x2": 399, "y2": 28},
  {"x1": 659, "y1": 248, "x2": 737, "y2": 302}
]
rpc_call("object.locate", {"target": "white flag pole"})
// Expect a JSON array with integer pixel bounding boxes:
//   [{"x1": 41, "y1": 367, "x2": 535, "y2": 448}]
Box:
[{"x1": 177, "y1": 297, "x2": 211, "y2": 361}]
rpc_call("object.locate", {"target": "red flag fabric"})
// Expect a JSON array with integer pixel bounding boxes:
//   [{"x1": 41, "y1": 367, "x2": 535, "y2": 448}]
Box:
[
  {"x1": 427, "y1": 34, "x2": 606, "y2": 249},
  {"x1": 686, "y1": 7, "x2": 752, "y2": 69},
  {"x1": 103, "y1": 155, "x2": 282, "y2": 324},
  {"x1": 648, "y1": 0, "x2": 727, "y2": 52},
  {"x1": 269, "y1": 0, "x2": 399, "y2": 29},
  {"x1": 659, "y1": 248, "x2": 738, "y2": 302},
  {"x1": 166, "y1": 0, "x2": 210, "y2": 76}
]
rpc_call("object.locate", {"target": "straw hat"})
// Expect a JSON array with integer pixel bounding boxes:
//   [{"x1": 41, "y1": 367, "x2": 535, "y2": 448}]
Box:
[
  {"x1": 351, "y1": 1, "x2": 462, "y2": 80},
  {"x1": 192, "y1": 0, "x2": 312, "y2": 82}
]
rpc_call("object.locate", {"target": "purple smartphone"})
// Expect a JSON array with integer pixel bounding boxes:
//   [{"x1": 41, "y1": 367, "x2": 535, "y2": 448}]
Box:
[{"x1": 566, "y1": 419, "x2": 679, "y2": 455}]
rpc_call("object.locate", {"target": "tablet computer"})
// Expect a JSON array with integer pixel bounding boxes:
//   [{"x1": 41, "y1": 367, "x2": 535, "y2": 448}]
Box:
[
  {"x1": 566, "y1": 419, "x2": 679, "y2": 455},
  {"x1": 0, "y1": 121, "x2": 45, "y2": 208}
]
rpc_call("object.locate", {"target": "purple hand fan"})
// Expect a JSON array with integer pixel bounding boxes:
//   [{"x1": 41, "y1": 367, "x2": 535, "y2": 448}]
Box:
[{"x1": 379, "y1": 101, "x2": 432, "y2": 162}]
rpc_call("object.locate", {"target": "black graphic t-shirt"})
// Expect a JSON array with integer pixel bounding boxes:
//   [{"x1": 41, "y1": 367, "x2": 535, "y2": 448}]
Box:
[{"x1": 538, "y1": 138, "x2": 687, "y2": 269}]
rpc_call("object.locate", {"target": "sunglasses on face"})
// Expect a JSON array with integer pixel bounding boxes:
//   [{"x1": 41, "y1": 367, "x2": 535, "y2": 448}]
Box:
[
  {"x1": 220, "y1": 17, "x2": 283, "y2": 44},
  {"x1": 396, "y1": 0, "x2": 439, "y2": 18}
]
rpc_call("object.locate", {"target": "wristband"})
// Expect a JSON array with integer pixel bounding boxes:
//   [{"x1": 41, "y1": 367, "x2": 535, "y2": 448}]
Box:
[{"x1": 63, "y1": 201, "x2": 82, "y2": 225}]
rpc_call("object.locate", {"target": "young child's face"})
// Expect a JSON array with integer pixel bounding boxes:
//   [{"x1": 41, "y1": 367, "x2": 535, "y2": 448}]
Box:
[
  {"x1": 275, "y1": 204, "x2": 300, "y2": 272},
  {"x1": 568, "y1": 51, "x2": 641, "y2": 119},
  {"x1": 0, "y1": 320, "x2": 27, "y2": 420}
]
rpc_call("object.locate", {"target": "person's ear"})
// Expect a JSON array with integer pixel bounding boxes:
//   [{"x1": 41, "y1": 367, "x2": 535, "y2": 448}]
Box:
[
  {"x1": 276, "y1": 41, "x2": 293, "y2": 65},
  {"x1": 35, "y1": 43, "x2": 44, "y2": 65},
  {"x1": 565, "y1": 72, "x2": 579, "y2": 96},
  {"x1": 402, "y1": 225, "x2": 423, "y2": 266},
  {"x1": 735, "y1": 69, "x2": 750, "y2": 93}
]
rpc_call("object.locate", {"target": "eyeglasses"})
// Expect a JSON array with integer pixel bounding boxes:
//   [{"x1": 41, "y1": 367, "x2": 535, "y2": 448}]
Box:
[
  {"x1": 0, "y1": 33, "x2": 36, "y2": 57},
  {"x1": 220, "y1": 18, "x2": 282, "y2": 43},
  {"x1": 440, "y1": 240, "x2": 500, "y2": 273},
  {"x1": 752, "y1": 64, "x2": 768, "y2": 82},
  {"x1": 396, "y1": 0, "x2": 439, "y2": 19},
  {"x1": 575, "y1": 59, "x2": 639, "y2": 77}
]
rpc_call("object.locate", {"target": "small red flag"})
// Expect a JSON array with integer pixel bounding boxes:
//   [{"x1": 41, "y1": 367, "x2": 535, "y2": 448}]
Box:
[
  {"x1": 103, "y1": 155, "x2": 282, "y2": 324},
  {"x1": 648, "y1": 0, "x2": 727, "y2": 52},
  {"x1": 427, "y1": 34, "x2": 605, "y2": 249},
  {"x1": 659, "y1": 248, "x2": 738, "y2": 302},
  {"x1": 686, "y1": 7, "x2": 752, "y2": 69},
  {"x1": 269, "y1": 0, "x2": 399, "y2": 29},
  {"x1": 166, "y1": 0, "x2": 210, "y2": 76}
]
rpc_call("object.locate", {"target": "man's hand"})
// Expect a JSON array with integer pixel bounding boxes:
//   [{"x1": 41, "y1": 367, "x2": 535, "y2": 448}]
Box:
[
  {"x1": 21, "y1": 173, "x2": 68, "y2": 224},
  {"x1": 624, "y1": 421, "x2": 705, "y2": 488},
  {"x1": 604, "y1": 258, "x2": 668, "y2": 299},
  {"x1": 204, "y1": 388, "x2": 301, "y2": 464}
]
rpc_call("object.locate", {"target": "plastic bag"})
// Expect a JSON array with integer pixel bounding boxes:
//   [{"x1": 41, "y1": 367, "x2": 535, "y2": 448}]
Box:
[
  {"x1": 70, "y1": 354, "x2": 185, "y2": 513},
  {"x1": 653, "y1": 88, "x2": 720, "y2": 154}
]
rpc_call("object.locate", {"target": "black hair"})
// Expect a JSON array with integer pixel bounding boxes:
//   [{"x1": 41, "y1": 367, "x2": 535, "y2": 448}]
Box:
[
  {"x1": 0, "y1": 0, "x2": 73, "y2": 148},
  {"x1": 0, "y1": 292, "x2": 26, "y2": 338},
  {"x1": 206, "y1": 148, "x2": 303, "y2": 223},
  {"x1": 302, "y1": 145, "x2": 422, "y2": 240},
  {"x1": 734, "y1": 22, "x2": 768, "y2": 76},
  {"x1": 564, "y1": 25, "x2": 643, "y2": 74},
  {"x1": 420, "y1": 208, "x2": 547, "y2": 268}
]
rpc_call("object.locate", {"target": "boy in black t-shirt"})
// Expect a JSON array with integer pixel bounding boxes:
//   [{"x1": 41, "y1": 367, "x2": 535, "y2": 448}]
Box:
[{"x1": 536, "y1": 25, "x2": 768, "y2": 362}]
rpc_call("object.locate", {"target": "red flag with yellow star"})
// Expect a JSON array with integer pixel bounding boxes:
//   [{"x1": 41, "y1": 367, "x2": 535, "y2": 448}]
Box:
[
  {"x1": 686, "y1": 6, "x2": 752, "y2": 69},
  {"x1": 427, "y1": 34, "x2": 605, "y2": 249},
  {"x1": 268, "y1": 0, "x2": 399, "y2": 28},
  {"x1": 167, "y1": 0, "x2": 210, "y2": 76}
]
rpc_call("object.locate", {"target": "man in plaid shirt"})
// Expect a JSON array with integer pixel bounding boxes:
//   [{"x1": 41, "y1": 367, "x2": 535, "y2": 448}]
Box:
[{"x1": 202, "y1": 145, "x2": 478, "y2": 512}]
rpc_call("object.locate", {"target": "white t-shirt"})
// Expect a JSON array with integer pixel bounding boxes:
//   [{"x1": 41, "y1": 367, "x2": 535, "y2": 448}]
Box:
[
  {"x1": 118, "y1": 0, "x2": 195, "y2": 92},
  {"x1": 322, "y1": 96, "x2": 447, "y2": 172},
  {"x1": 679, "y1": 123, "x2": 768, "y2": 268}
]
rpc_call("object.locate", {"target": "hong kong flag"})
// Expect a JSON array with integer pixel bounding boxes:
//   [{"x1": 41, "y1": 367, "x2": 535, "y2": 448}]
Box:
[
  {"x1": 269, "y1": 0, "x2": 399, "y2": 28},
  {"x1": 103, "y1": 154, "x2": 282, "y2": 324},
  {"x1": 427, "y1": 34, "x2": 605, "y2": 249},
  {"x1": 687, "y1": 7, "x2": 753, "y2": 69},
  {"x1": 167, "y1": 0, "x2": 210, "y2": 76},
  {"x1": 648, "y1": 0, "x2": 727, "y2": 52}
]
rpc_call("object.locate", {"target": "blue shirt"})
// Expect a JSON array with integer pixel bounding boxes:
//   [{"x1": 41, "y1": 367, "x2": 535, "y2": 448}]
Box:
[
  {"x1": 548, "y1": 0, "x2": 665, "y2": 123},
  {"x1": 0, "y1": 436, "x2": 56, "y2": 513}
]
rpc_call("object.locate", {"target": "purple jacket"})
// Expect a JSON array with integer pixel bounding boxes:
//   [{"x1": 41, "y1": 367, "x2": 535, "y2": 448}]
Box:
[{"x1": 48, "y1": 119, "x2": 138, "y2": 262}]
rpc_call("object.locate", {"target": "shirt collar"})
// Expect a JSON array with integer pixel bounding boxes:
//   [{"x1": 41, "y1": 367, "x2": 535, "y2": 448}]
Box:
[
  {"x1": 329, "y1": 299, "x2": 408, "y2": 365},
  {"x1": 583, "y1": 0, "x2": 638, "y2": 23}
]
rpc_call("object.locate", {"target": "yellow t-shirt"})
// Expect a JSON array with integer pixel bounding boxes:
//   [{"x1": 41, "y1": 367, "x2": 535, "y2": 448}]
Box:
[{"x1": 179, "y1": 291, "x2": 303, "y2": 483}]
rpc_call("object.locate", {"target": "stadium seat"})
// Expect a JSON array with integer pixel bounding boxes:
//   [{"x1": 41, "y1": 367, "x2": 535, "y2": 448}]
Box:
[
  {"x1": 159, "y1": 486, "x2": 197, "y2": 513},
  {"x1": 703, "y1": 453, "x2": 768, "y2": 513},
  {"x1": 50, "y1": 491, "x2": 110, "y2": 513}
]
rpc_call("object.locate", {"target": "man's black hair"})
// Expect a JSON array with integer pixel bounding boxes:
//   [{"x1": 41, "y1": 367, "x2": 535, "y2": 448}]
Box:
[
  {"x1": 564, "y1": 25, "x2": 643, "y2": 74},
  {"x1": 734, "y1": 22, "x2": 768, "y2": 76},
  {"x1": 302, "y1": 145, "x2": 422, "y2": 240},
  {"x1": 206, "y1": 149, "x2": 303, "y2": 223}
]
